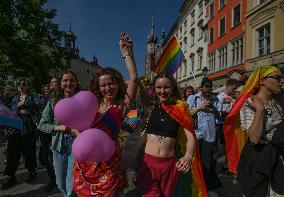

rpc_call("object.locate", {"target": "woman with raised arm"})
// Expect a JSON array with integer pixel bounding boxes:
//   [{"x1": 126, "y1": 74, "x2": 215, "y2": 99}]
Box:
[{"x1": 73, "y1": 33, "x2": 138, "y2": 197}]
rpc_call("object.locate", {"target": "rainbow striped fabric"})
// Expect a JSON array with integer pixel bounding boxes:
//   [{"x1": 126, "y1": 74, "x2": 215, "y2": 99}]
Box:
[
  {"x1": 151, "y1": 36, "x2": 185, "y2": 75},
  {"x1": 223, "y1": 65, "x2": 279, "y2": 174},
  {"x1": 223, "y1": 97, "x2": 232, "y2": 104},
  {"x1": 98, "y1": 106, "x2": 123, "y2": 137},
  {"x1": 162, "y1": 101, "x2": 208, "y2": 197},
  {"x1": 125, "y1": 109, "x2": 140, "y2": 127},
  {"x1": 0, "y1": 99, "x2": 23, "y2": 129}
]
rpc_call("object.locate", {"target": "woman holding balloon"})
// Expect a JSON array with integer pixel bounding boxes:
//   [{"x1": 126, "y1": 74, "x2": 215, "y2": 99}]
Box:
[
  {"x1": 37, "y1": 71, "x2": 80, "y2": 197},
  {"x1": 72, "y1": 32, "x2": 138, "y2": 197}
]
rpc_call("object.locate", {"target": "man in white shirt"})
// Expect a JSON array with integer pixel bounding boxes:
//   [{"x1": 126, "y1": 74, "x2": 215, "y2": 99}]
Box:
[{"x1": 215, "y1": 79, "x2": 239, "y2": 171}]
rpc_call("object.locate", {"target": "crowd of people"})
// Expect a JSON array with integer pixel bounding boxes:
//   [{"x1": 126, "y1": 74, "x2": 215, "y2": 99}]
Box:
[{"x1": 0, "y1": 33, "x2": 284, "y2": 197}]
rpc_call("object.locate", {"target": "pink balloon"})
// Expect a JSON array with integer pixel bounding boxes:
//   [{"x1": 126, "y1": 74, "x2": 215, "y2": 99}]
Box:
[
  {"x1": 72, "y1": 128, "x2": 115, "y2": 162},
  {"x1": 54, "y1": 91, "x2": 98, "y2": 132}
]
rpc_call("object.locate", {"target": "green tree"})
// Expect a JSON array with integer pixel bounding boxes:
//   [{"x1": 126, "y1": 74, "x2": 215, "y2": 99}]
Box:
[{"x1": 0, "y1": 0, "x2": 63, "y2": 91}]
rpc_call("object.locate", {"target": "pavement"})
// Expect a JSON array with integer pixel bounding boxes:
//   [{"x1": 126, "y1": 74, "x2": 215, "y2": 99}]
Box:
[{"x1": 0, "y1": 139, "x2": 243, "y2": 197}]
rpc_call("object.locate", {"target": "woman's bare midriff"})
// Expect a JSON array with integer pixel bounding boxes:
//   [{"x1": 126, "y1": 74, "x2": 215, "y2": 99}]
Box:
[{"x1": 144, "y1": 133, "x2": 176, "y2": 158}]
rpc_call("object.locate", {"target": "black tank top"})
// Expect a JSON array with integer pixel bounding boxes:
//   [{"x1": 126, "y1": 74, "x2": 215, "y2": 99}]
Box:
[{"x1": 146, "y1": 105, "x2": 180, "y2": 138}]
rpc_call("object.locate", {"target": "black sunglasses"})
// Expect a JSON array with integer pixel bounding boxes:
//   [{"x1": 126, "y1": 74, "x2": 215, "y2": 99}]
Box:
[
  {"x1": 266, "y1": 75, "x2": 284, "y2": 82},
  {"x1": 18, "y1": 82, "x2": 27, "y2": 86}
]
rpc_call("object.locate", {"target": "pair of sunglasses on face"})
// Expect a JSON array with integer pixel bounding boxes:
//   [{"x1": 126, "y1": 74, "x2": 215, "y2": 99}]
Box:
[
  {"x1": 18, "y1": 82, "x2": 27, "y2": 86},
  {"x1": 265, "y1": 75, "x2": 284, "y2": 82}
]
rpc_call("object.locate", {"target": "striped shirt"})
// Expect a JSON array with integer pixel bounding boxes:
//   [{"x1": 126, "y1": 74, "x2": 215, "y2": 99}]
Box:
[{"x1": 240, "y1": 98, "x2": 283, "y2": 142}]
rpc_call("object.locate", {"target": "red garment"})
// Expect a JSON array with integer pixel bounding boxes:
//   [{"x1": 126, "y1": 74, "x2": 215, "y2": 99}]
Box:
[
  {"x1": 73, "y1": 110, "x2": 127, "y2": 197},
  {"x1": 139, "y1": 153, "x2": 178, "y2": 197}
]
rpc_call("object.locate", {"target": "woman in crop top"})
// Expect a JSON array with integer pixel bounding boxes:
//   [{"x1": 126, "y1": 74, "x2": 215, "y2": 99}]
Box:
[{"x1": 138, "y1": 73, "x2": 206, "y2": 197}]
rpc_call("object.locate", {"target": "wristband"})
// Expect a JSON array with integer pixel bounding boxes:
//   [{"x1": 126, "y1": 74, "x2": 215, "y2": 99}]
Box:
[{"x1": 122, "y1": 53, "x2": 131, "y2": 59}]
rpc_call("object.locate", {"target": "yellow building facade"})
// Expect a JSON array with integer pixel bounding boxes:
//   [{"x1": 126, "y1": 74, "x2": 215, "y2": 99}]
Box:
[{"x1": 245, "y1": 0, "x2": 284, "y2": 71}]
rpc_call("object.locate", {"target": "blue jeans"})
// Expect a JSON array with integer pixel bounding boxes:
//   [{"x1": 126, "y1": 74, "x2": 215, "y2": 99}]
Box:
[{"x1": 53, "y1": 150, "x2": 77, "y2": 197}]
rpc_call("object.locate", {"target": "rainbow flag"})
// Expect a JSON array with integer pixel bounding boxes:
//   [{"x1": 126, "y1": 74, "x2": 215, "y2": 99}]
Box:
[
  {"x1": 162, "y1": 101, "x2": 208, "y2": 197},
  {"x1": 223, "y1": 97, "x2": 232, "y2": 104},
  {"x1": 0, "y1": 100, "x2": 23, "y2": 129},
  {"x1": 223, "y1": 65, "x2": 279, "y2": 174},
  {"x1": 151, "y1": 36, "x2": 185, "y2": 75},
  {"x1": 125, "y1": 109, "x2": 140, "y2": 128}
]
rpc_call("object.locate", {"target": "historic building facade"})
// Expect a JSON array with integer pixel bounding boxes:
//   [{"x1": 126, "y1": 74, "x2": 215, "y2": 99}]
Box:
[
  {"x1": 206, "y1": 0, "x2": 247, "y2": 89},
  {"x1": 245, "y1": 0, "x2": 284, "y2": 72},
  {"x1": 164, "y1": 0, "x2": 210, "y2": 88},
  {"x1": 49, "y1": 26, "x2": 100, "y2": 88}
]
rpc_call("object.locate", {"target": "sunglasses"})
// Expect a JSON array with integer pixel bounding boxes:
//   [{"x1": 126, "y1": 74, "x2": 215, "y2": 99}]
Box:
[
  {"x1": 266, "y1": 75, "x2": 284, "y2": 82},
  {"x1": 18, "y1": 82, "x2": 27, "y2": 86}
]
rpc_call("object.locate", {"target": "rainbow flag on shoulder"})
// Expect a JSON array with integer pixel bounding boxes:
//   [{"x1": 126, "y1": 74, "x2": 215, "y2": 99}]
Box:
[{"x1": 151, "y1": 36, "x2": 185, "y2": 75}]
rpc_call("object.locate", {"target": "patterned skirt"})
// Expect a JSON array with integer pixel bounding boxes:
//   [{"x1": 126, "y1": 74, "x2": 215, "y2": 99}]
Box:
[{"x1": 73, "y1": 141, "x2": 127, "y2": 197}]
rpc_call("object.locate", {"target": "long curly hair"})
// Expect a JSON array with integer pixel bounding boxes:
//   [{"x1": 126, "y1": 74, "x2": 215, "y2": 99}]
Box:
[
  {"x1": 52, "y1": 71, "x2": 80, "y2": 103},
  {"x1": 89, "y1": 67, "x2": 127, "y2": 106},
  {"x1": 152, "y1": 73, "x2": 181, "y2": 104}
]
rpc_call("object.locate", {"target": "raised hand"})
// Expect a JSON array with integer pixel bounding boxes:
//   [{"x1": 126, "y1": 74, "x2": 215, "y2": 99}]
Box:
[{"x1": 119, "y1": 32, "x2": 133, "y2": 57}]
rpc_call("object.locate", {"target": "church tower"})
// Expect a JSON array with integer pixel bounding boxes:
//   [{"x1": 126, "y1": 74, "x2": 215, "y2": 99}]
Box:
[
  {"x1": 145, "y1": 17, "x2": 158, "y2": 80},
  {"x1": 63, "y1": 23, "x2": 79, "y2": 69}
]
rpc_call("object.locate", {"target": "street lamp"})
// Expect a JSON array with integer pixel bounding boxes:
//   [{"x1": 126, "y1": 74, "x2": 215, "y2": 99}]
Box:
[{"x1": 202, "y1": 66, "x2": 209, "y2": 78}]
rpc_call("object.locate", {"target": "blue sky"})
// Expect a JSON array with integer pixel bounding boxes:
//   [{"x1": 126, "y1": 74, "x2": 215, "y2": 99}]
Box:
[{"x1": 46, "y1": 0, "x2": 183, "y2": 79}]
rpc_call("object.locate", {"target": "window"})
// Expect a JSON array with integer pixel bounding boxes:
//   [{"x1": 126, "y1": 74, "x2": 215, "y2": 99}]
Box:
[
  {"x1": 179, "y1": 66, "x2": 182, "y2": 79},
  {"x1": 190, "y1": 56, "x2": 195, "y2": 73},
  {"x1": 219, "y1": 0, "x2": 226, "y2": 10},
  {"x1": 219, "y1": 17, "x2": 226, "y2": 37},
  {"x1": 257, "y1": 24, "x2": 270, "y2": 56},
  {"x1": 233, "y1": 4, "x2": 241, "y2": 27},
  {"x1": 180, "y1": 42, "x2": 183, "y2": 51},
  {"x1": 209, "y1": 27, "x2": 214, "y2": 44},
  {"x1": 183, "y1": 59, "x2": 187, "y2": 77},
  {"x1": 184, "y1": 20, "x2": 187, "y2": 34},
  {"x1": 218, "y1": 46, "x2": 227, "y2": 69},
  {"x1": 198, "y1": 24, "x2": 203, "y2": 40},
  {"x1": 191, "y1": 10, "x2": 195, "y2": 25},
  {"x1": 209, "y1": 52, "x2": 216, "y2": 70},
  {"x1": 198, "y1": 53, "x2": 203, "y2": 70},
  {"x1": 180, "y1": 26, "x2": 183, "y2": 35},
  {"x1": 198, "y1": 1, "x2": 203, "y2": 16},
  {"x1": 183, "y1": 37, "x2": 187, "y2": 52},
  {"x1": 209, "y1": 3, "x2": 214, "y2": 19},
  {"x1": 231, "y1": 37, "x2": 244, "y2": 65},
  {"x1": 190, "y1": 30, "x2": 195, "y2": 46}
]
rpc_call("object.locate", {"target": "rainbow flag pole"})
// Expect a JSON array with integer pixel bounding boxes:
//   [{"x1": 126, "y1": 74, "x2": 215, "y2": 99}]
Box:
[{"x1": 151, "y1": 36, "x2": 185, "y2": 75}]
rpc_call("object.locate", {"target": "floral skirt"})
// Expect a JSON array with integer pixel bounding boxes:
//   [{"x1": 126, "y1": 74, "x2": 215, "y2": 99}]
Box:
[{"x1": 73, "y1": 142, "x2": 127, "y2": 197}]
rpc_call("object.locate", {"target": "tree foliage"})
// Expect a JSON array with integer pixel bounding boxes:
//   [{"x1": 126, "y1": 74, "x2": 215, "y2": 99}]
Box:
[{"x1": 0, "y1": 0, "x2": 63, "y2": 91}]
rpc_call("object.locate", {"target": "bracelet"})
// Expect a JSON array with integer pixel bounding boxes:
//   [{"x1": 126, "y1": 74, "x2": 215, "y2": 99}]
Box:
[{"x1": 122, "y1": 53, "x2": 131, "y2": 59}]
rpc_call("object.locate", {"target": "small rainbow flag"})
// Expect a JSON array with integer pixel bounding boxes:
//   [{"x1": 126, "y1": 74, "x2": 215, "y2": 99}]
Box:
[
  {"x1": 151, "y1": 36, "x2": 185, "y2": 75},
  {"x1": 125, "y1": 109, "x2": 140, "y2": 127},
  {"x1": 223, "y1": 97, "x2": 232, "y2": 104}
]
